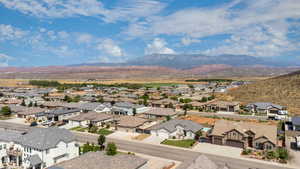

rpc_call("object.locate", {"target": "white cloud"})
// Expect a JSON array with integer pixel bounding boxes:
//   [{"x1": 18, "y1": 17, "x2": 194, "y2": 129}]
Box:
[
  {"x1": 0, "y1": 24, "x2": 27, "y2": 41},
  {"x1": 0, "y1": 53, "x2": 13, "y2": 67},
  {"x1": 181, "y1": 37, "x2": 201, "y2": 46},
  {"x1": 96, "y1": 39, "x2": 123, "y2": 57},
  {"x1": 0, "y1": 0, "x2": 107, "y2": 18},
  {"x1": 0, "y1": 0, "x2": 166, "y2": 23},
  {"x1": 76, "y1": 33, "x2": 93, "y2": 44},
  {"x1": 145, "y1": 38, "x2": 176, "y2": 55}
]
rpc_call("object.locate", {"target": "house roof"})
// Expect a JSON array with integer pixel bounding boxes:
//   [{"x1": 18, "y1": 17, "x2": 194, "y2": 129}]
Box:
[
  {"x1": 186, "y1": 155, "x2": 227, "y2": 169},
  {"x1": 17, "y1": 128, "x2": 76, "y2": 150},
  {"x1": 211, "y1": 120, "x2": 277, "y2": 144},
  {"x1": 69, "y1": 112, "x2": 112, "y2": 122},
  {"x1": 292, "y1": 116, "x2": 300, "y2": 126},
  {"x1": 37, "y1": 108, "x2": 80, "y2": 117},
  {"x1": 144, "y1": 108, "x2": 177, "y2": 116},
  {"x1": 116, "y1": 116, "x2": 148, "y2": 128},
  {"x1": 28, "y1": 154, "x2": 43, "y2": 166},
  {"x1": 114, "y1": 102, "x2": 144, "y2": 109},
  {"x1": 0, "y1": 129, "x2": 23, "y2": 142},
  {"x1": 247, "y1": 102, "x2": 284, "y2": 110},
  {"x1": 207, "y1": 101, "x2": 239, "y2": 107},
  {"x1": 49, "y1": 151, "x2": 147, "y2": 169},
  {"x1": 150, "y1": 119, "x2": 203, "y2": 133},
  {"x1": 17, "y1": 107, "x2": 47, "y2": 116}
]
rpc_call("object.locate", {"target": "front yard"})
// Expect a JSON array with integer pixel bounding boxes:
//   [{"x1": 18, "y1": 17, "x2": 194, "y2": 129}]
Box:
[
  {"x1": 161, "y1": 139, "x2": 196, "y2": 148},
  {"x1": 70, "y1": 126, "x2": 114, "y2": 136}
]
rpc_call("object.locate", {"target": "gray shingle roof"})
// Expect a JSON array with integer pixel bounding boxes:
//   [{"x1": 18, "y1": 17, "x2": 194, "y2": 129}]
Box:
[
  {"x1": 28, "y1": 154, "x2": 43, "y2": 166},
  {"x1": 50, "y1": 151, "x2": 147, "y2": 169},
  {"x1": 150, "y1": 119, "x2": 203, "y2": 133},
  {"x1": 248, "y1": 102, "x2": 284, "y2": 110},
  {"x1": 0, "y1": 129, "x2": 22, "y2": 142},
  {"x1": 17, "y1": 128, "x2": 76, "y2": 150},
  {"x1": 292, "y1": 116, "x2": 300, "y2": 126}
]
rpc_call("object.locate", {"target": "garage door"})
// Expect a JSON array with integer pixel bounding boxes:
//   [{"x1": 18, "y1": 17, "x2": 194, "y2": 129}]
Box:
[
  {"x1": 213, "y1": 137, "x2": 223, "y2": 145},
  {"x1": 226, "y1": 140, "x2": 244, "y2": 148}
]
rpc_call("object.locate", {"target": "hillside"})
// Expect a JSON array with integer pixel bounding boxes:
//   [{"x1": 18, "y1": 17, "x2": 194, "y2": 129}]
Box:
[{"x1": 227, "y1": 70, "x2": 300, "y2": 115}]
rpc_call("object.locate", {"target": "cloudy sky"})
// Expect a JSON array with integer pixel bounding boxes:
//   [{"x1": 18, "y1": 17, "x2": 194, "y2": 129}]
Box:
[{"x1": 0, "y1": 0, "x2": 300, "y2": 67}]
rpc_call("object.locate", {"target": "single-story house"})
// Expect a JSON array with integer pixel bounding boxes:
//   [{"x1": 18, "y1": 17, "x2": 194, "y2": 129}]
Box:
[
  {"x1": 246, "y1": 102, "x2": 288, "y2": 119},
  {"x1": 291, "y1": 116, "x2": 300, "y2": 131},
  {"x1": 143, "y1": 108, "x2": 177, "y2": 119},
  {"x1": 17, "y1": 107, "x2": 47, "y2": 119},
  {"x1": 48, "y1": 151, "x2": 147, "y2": 169},
  {"x1": 112, "y1": 102, "x2": 149, "y2": 116},
  {"x1": 150, "y1": 119, "x2": 203, "y2": 140},
  {"x1": 205, "y1": 101, "x2": 240, "y2": 112},
  {"x1": 116, "y1": 116, "x2": 150, "y2": 132},
  {"x1": 68, "y1": 112, "x2": 113, "y2": 128},
  {"x1": 36, "y1": 108, "x2": 81, "y2": 122},
  {"x1": 211, "y1": 120, "x2": 277, "y2": 150}
]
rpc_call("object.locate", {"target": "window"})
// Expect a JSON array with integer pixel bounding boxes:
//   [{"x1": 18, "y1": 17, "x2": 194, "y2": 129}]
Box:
[{"x1": 46, "y1": 149, "x2": 49, "y2": 154}]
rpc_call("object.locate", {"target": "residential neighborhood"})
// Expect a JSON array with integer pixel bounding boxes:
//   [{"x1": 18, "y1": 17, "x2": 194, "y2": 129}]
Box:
[{"x1": 0, "y1": 80, "x2": 298, "y2": 169}]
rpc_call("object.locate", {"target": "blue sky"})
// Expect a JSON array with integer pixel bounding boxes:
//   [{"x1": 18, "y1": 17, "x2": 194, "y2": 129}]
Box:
[{"x1": 0, "y1": 0, "x2": 299, "y2": 67}]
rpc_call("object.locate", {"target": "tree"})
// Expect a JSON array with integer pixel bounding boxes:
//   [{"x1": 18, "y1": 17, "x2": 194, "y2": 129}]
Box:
[
  {"x1": 21, "y1": 99, "x2": 26, "y2": 106},
  {"x1": 1, "y1": 106, "x2": 12, "y2": 116},
  {"x1": 110, "y1": 100, "x2": 116, "y2": 106},
  {"x1": 166, "y1": 115, "x2": 171, "y2": 121},
  {"x1": 106, "y1": 142, "x2": 117, "y2": 156},
  {"x1": 64, "y1": 95, "x2": 72, "y2": 102},
  {"x1": 34, "y1": 101, "x2": 38, "y2": 107},
  {"x1": 98, "y1": 135, "x2": 106, "y2": 150},
  {"x1": 183, "y1": 104, "x2": 189, "y2": 116},
  {"x1": 132, "y1": 108, "x2": 137, "y2": 116},
  {"x1": 28, "y1": 101, "x2": 33, "y2": 107},
  {"x1": 195, "y1": 130, "x2": 203, "y2": 140}
]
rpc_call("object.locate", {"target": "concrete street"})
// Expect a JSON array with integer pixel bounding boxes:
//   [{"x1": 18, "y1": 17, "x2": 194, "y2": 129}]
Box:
[{"x1": 0, "y1": 121, "x2": 295, "y2": 169}]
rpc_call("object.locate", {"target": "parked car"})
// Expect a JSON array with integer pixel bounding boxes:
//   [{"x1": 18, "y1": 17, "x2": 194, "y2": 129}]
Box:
[{"x1": 30, "y1": 121, "x2": 38, "y2": 127}]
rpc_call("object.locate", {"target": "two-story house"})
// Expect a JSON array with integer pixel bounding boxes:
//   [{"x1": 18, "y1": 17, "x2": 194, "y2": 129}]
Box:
[
  {"x1": 0, "y1": 128, "x2": 79, "y2": 169},
  {"x1": 246, "y1": 102, "x2": 288, "y2": 120},
  {"x1": 211, "y1": 120, "x2": 277, "y2": 150}
]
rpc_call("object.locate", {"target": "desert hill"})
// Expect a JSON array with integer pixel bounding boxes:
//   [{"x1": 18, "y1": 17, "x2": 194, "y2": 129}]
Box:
[{"x1": 227, "y1": 70, "x2": 300, "y2": 115}]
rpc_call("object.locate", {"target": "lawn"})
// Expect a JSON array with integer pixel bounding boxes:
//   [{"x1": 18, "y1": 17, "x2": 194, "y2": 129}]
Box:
[
  {"x1": 97, "y1": 128, "x2": 114, "y2": 135},
  {"x1": 161, "y1": 139, "x2": 196, "y2": 148},
  {"x1": 70, "y1": 126, "x2": 87, "y2": 132}
]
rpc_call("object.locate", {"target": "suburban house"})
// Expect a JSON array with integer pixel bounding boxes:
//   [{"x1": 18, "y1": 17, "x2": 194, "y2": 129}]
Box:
[
  {"x1": 62, "y1": 103, "x2": 111, "y2": 113},
  {"x1": 246, "y1": 102, "x2": 288, "y2": 119},
  {"x1": 0, "y1": 128, "x2": 79, "y2": 169},
  {"x1": 16, "y1": 107, "x2": 47, "y2": 119},
  {"x1": 211, "y1": 120, "x2": 277, "y2": 150},
  {"x1": 291, "y1": 116, "x2": 300, "y2": 131},
  {"x1": 150, "y1": 119, "x2": 203, "y2": 140},
  {"x1": 67, "y1": 112, "x2": 113, "y2": 128},
  {"x1": 36, "y1": 108, "x2": 81, "y2": 122},
  {"x1": 115, "y1": 116, "x2": 150, "y2": 132},
  {"x1": 143, "y1": 108, "x2": 177, "y2": 119},
  {"x1": 48, "y1": 151, "x2": 147, "y2": 169},
  {"x1": 205, "y1": 101, "x2": 240, "y2": 113},
  {"x1": 112, "y1": 102, "x2": 150, "y2": 116}
]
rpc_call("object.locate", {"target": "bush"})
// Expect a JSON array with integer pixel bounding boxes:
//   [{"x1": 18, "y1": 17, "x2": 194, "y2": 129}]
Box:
[
  {"x1": 0, "y1": 106, "x2": 12, "y2": 116},
  {"x1": 277, "y1": 148, "x2": 289, "y2": 160},
  {"x1": 89, "y1": 126, "x2": 98, "y2": 133},
  {"x1": 106, "y1": 142, "x2": 117, "y2": 156},
  {"x1": 242, "y1": 149, "x2": 252, "y2": 155}
]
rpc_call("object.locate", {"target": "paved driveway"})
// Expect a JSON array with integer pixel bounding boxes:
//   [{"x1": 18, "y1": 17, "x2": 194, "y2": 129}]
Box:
[
  {"x1": 193, "y1": 143, "x2": 242, "y2": 158},
  {"x1": 143, "y1": 135, "x2": 165, "y2": 144}
]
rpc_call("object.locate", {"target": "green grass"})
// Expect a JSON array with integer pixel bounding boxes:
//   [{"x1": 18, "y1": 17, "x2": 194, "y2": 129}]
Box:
[
  {"x1": 98, "y1": 128, "x2": 114, "y2": 135},
  {"x1": 70, "y1": 126, "x2": 87, "y2": 132},
  {"x1": 161, "y1": 139, "x2": 196, "y2": 148}
]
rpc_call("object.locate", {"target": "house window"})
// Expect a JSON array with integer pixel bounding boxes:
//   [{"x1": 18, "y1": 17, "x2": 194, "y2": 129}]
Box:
[{"x1": 46, "y1": 149, "x2": 49, "y2": 154}]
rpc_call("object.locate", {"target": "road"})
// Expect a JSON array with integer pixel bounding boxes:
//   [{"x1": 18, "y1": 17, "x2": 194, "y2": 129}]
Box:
[{"x1": 0, "y1": 121, "x2": 294, "y2": 169}]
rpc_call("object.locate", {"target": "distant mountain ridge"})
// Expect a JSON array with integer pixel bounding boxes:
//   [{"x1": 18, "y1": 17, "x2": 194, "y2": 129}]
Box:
[{"x1": 75, "y1": 54, "x2": 295, "y2": 69}]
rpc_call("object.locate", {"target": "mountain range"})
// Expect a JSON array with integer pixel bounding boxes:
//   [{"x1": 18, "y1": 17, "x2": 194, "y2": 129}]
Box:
[{"x1": 0, "y1": 54, "x2": 299, "y2": 79}]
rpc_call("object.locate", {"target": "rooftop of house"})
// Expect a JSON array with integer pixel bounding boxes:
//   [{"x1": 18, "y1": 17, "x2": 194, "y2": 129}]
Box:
[
  {"x1": 186, "y1": 155, "x2": 229, "y2": 169},
  {"x1": 68, "y1": 112, "x2": 113, "y2": 122},
  {"x1": 150, "y1": 119, "x2": 203, "y2": 133},
  {"x1": 207, "y1": 100, "x2": 240, "y2": 107},
  {"x1": 0, "y1": 129, "x2": 23, "y2": 142},
  {"x1": 211, "y1": 120, "x2": 277, "y2": 144},
  {"x1": 292, "y1": 116, "x2": 300, "y2": 126},
  {"x1": 17, "y1": 128, "x2": 76, "y2": 150},
  {"x1": 116, "y1": 116, "x2": 149, "y2": 128},
  {"x1": 247, "y1": 102, "x2": 285, "y2": 110},
  {"x1": 144, "y1": 108, "x2": 177, "y2": 116},
  {"x1": 48, "y1": 151, "x2": 147, "y2": 169},
  {"x1": 17, "y1": 107, "x2": 47, "y2": 115},
  {"x1": 114, "y1": 102, "x2": 144, "y2": 109}
]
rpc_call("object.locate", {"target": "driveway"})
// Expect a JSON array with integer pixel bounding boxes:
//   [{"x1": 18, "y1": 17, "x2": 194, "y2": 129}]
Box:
[
  {"x1": 193, "y1": 143, "x2": 242, "y2": 159},
  {"x1": 143, "y1": 134, "x2": 165, "y2": 144},
  {"x1": 285, "y1": 136, "x2": 300, "y2": 167}
]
